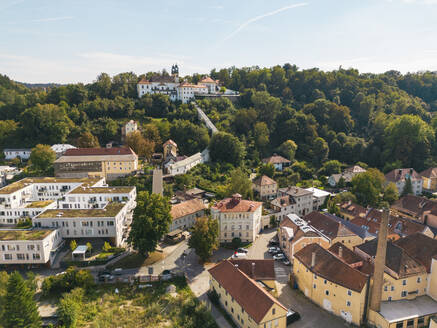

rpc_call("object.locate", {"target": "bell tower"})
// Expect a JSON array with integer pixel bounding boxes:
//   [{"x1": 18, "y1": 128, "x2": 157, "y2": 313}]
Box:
[{"x1": 171, "y1": 64, "x2": 179, "y2": 77}]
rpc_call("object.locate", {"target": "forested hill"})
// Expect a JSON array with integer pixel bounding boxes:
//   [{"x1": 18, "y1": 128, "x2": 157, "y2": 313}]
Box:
[{"x1": 1, "y1": 66, "x2": 437, "y2": 173}]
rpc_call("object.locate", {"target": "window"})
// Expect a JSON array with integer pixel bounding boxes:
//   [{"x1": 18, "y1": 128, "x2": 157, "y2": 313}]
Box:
[
  {"x1": 324, "y1": 279, "x2": 327, "y2": 284},
  {"x1": 274, "y1": 319, "x2": 279, "y2": 327},
  {"x1": 384, "y1": 286, "x2": 388, "y2": 291},
  {"x1": 347, "y1": 290, "x2": 352, "y2": 296},
  {"x1": 401, "y1": 291, "x2": 407, "y2": 297},
  {"x1": 325, "y1": 290, "x2": 329, "y2": 296},
  {"x1": 391, "y1": 286, "x2": 395, "y2": 291},
  {"x1": 272, "y1": 308, "x2": 275, "y2": 315},
  {"x1": 407, "y1": 319, "x2": 414, "y2": 327},
  {"x1": 402, "y1": 280, "x2": 407, "y2": 286},
  {"x1": 388, "y1": 297, "x2": 392, "y2": 301},
  {"x1": 417, "y1": 277, "x2": 421, "y2": 283},
  {"x1": 17, "y1": 254, "x2": 25, "y2": 260},
  {"x1": 396, "y1": 323, "x2": 403, "y2": 328},
  {"x1": 4, "y1": 254, "x2": 12, "y2": 260},
  {"x1": 346, "y1": 301, "x2": 351, "y2": 307},
  {"x1": 313, "y1": 284, "x2": 316, "y2": 289}
]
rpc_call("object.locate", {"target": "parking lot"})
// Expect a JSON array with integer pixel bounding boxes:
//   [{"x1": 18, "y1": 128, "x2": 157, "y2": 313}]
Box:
[{"x1": 246, "y1": 228, "x2": 351, "y2": 328}]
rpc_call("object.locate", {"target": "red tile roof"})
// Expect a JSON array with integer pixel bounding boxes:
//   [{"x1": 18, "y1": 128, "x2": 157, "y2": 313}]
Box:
[
  {"x1": 420, "y1": 167, "x2": 437, "y2": 179},
  {"x1": 212, "y1": 198, "x2": 262, "y2": 213},
  {"x1": 229, "y1": 259, "x2": 275, "y2": 280},
  {"x1": 63, "y1": 147, "x2": 135, "y2": 157},
  {"x1": 200, "y1": 76, "x2": 216, "y2": 83},
  {"x1": 385, "y1": 168, "x2": 422, "y2": 182},
  {"x1": 391, "y1": 195, "x2": 437, "y2": 219},
  {"x1": 294, "y1": 243, "x2": 368, "y2": 292},
  {"x1": 170, "y1": 199, "x2": 206, "y2": 220},
  {"x1": 303, "y1": 211, "x2": 356, "y2": 240},
  {"x1": 262, "y1": 154, "x2": 291, "y2": 165},
  {"x1": 208, "y1": 260, "x2": 286, "y2": 323},
  {"x1": 394, "y1": 233, "x2": 437, "y2": 273}
]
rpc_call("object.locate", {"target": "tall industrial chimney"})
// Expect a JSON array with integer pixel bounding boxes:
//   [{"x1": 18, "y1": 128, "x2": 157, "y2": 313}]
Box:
[
  {"x1": 311, "y1": 252, "x2": 316, "y2": 268},
  {"x1": 369, "y1": 208, "x2": 389, "y2": 313}
]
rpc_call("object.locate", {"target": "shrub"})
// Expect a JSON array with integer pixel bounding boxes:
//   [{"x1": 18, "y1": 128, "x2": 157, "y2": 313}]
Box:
[
  {"x1": 231, "y1": 237, "x2": 241, "y2": 249},
  {"x1": 70, "y1": 240, "x2": 77, "y2": 252},
  {"x1": 42, "y1": 267, "x2": 95, "y2": 296}
]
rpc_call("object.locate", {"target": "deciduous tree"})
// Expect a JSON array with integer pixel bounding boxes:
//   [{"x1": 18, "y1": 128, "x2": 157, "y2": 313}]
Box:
[
  {"x1": 29, "y1": 144, "x2": 56, "y2": 172},
  {"x1": 188, "y1": 217, "x2": 219, "y2": 262}
]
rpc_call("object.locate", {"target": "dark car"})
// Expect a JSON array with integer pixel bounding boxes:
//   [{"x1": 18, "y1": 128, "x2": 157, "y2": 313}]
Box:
[
  {"x1": 98, "y1": 271, "x2": 114, "y2": 282},
  {"x1": 268, "y1": 238, "x2": 279, "y2": 246},
  {"x1": 286, "y1": 309, "x2": 301, "y2": 325}
]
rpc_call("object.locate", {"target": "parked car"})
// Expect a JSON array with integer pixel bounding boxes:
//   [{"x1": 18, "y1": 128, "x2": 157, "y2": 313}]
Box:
[
  {"x1": 273, "y1": 253, "x2": 285, "y2": 260},
  {"x1": 98, "y1": 271, "x2": 114, "y2": 282},
  {"x1": 268, "y1": 247, "x2": 280, "y2": 254},
  {"x1": 113, "y1": 268, "x2": 123, "y2": 276},
  {"x1": 237, "y1": 247, "x2": 249, "y2": 253},
  {"x1": 282, "y1": 259, "x2": 291, "y2": 266},
  {"x1": 286, "y1": 309, "x2": 301, "y2": 325},
  {"x1": 268, "y1": 240, "x2": 279, "y2": 246},
  {"x1": 231, "y1": 252, "x2": 247, "y2": 259},
  {"x1": 161, "y1": 269, "x2": 173, "y2": 281}
]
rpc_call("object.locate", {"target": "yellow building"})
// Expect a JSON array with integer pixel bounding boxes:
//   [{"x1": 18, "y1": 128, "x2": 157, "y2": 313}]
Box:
[
  {"x1": 293, "y1": 243, "x2": 370, "y2": 326},
  {"x1": 209, "y1": 260, "x2": 288, "y2": 328},
  {"x1": 229, "y1": 259, "x2": 277, "y2": 295},
  {"x1": 252, "y1": 175, "x2": 278, "y2": 200},
  {"x1": 430, "y1": 317, "x2": 437, "y2": 328},
  {"x1": 338, "y1": 201, "x2": 367, "y2": 221},
  {"x1": 54, "y1": 147, "x2": 138, "y2": 181},
  {"x1": 420, "y1": 168, "x2": 437, "y2": 191}
]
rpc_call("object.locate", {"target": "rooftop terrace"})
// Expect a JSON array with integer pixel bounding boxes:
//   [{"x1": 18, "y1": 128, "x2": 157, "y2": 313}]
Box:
[
  {"x1": 69, "y1": 186, "x2": 135, "y2": 194},
  {"x1": 36, "y1": 202, "x2": 125, "y2": 219},
  {"x1": 0, "y1": 228, "x2": 54, "y2": 241}
]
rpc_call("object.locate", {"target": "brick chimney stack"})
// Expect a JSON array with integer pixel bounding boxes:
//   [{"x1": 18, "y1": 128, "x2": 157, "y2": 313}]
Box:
[
  {"x1": 338, "y1": 246, "x2": 343, "y2": 258},
  {"x1": 369, "y1": 208, "x2": 389, "y2": 313},
  {"x1": 311, "y1": 252, "x2": 316, "y2": 268}
]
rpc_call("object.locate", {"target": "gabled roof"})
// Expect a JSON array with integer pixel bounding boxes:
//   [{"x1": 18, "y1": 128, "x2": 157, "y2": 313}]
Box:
[
  {"x1": 163, "y1": 139, "x2": 177, "y2": 148},
  {"x1": 279, "y1": 186, "x2": 313, "y2": 197},
  {"x1": 344, "y1": 165, "x2": 366, "y2": 174},
  {"x1": 328, "y1": 242, "x2": 374, "y2": 275},
  {"x1": 253, "y1": 175, "x2": 277, "y2": 186},
  {"x1": 325, "y1": 213, "x2": 373, "y2": 239},
  {"x1": 420, "y1": 167, "x2": 437, "y2": 179},
  {"x1": 385, "y1": 168, "x2": 422, "y2": 182},
  {"x1": 208, "y1": 260, "x2": 287, "y2": 323},
  {"x1": 294, "y1": 243, "x2": 368, "y2": 292},
  {"x1": 170, "y1": 199, "x2": 206, "y2": 220},
  {"x1": 200, "y1": 76, "x2": 217, "y2": 83},
  {"x1": 394, "y1": 233, "x2": 437, "y2": 273},
  {"x1": 356, "y1": 239, "x2": 426, "y2": 278},
  {"x1": 303, "y1": 211, "x2": 356, "y2": 240},
  {"x1": 391, "y1": 195, "x2": 437, "y2": 218},
  {"x1": 229, "y1": 259, "x2": 275, "y2": 280},
  {"x1": 339, "y1": 201, "x2": 367, "y2": 218},
  {"x1": 262, "y1": 154, "x2": 291, "y2": 165}
]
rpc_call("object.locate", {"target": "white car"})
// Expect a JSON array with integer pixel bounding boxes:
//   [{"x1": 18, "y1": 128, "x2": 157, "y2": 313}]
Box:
[
  {"x1": 268, "y1": 247, "x2": 280, "y2": 254},
  {"x1": 273, "y1": 253, "x2": 285, "y2": 260},
  {"x1": 231, "y1": 252, "x2": 247, "y2": 259}
]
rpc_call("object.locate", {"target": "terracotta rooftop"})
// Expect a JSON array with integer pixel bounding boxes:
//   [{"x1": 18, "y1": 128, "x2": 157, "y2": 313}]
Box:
[
  {"x1": 63, "y1": 147, "x2": 135, "y2": 157},
  {"x1": 212, "y1": 197, "x2": 262, "y2": 213},
  {"x1": 200, "y1": 76, "x2": 216, "y2": 83},
  {"x1": 356, "y1": 239, "x2": 426, "y2": 278},
  {"x1": 271, "y1": 195, "x2": 295, "y2": 208},
  {"x1": 385, "y1": 168, "x2": 422, "y2": 183},
  {"x1": 391, "y1": 195, "x2": 437, "y2": 219},
  {"x1": 278, "y1": 186, "x2": 313, "y2": 197},
  {"x1": 303, "y1": 211, "x2": 356, "y2": 240},
  {"x1": 208, "y1": 260, "x2": 287, "y2": 323},
  {"x1": 170, "y1": 199, "x2": 207, "y2": 220},
  {"x1": 295, "y1": 243, "x2": 368, "y2": 292},
  {"x1": 420, "y1": 167, "x2": 437, "y2": 179},
  {"x1": 262, "y1": 154, "x2": 291, "y2": 165},
  {"x1": 253, "y1": 175, "x2": 277, "y2": 186},
  {"x1": 328, "y1": 242, "x2": 374, "y2": 275},
  {"x1": 228, "y1": 259, "x2": 275, "y2": 280},
  {"x1": 339, "y1": 201, "x2": 367, "y2": 218},
  {"x1": 394, "y1": 233, "x2": 437, "y2": 273}
]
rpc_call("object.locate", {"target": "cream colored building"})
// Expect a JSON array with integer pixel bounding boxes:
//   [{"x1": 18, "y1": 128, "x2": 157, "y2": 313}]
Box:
[
  {"x1": 212, "y1": 194, "x2": 262, "y2": 243},
  {"x1": 0, "y1": 228, "x2": 63, "y2": 266},
  {"x1": 170, "y1": 199, "x2": 207, "y2": 232},
  {"x1": 54, "y1": 147, "x2": 138, "y2": 180},
  {"x1": 209, "y1": 260, "x2": 288, "y2": 328},
  {"x1": 121, "y1": 120, "x2": 138, "y2": 141},
  {"x1": 252, "y1": 175, "x2": 277, "y2": 200}
]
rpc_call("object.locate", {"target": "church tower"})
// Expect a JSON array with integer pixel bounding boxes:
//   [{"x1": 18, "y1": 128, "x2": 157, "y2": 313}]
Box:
[{"x1": 171, "y1": 64, "x2": 179, "y2": 77}]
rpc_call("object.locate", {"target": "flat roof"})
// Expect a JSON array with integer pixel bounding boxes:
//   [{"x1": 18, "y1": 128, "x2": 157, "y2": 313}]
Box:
[
  {"x1": 0, "y1": 229, "x2": 54, "y2": 241},
  {"x1": 36, "y1": 202, "x2": 125, "y2": 219},
  {"x1": 0, "y1": 177, "x2": 101, "y2": 194},
  {"x1": 72, "y1": 245, "x2": 88, "y2": 254},
  {"x1": 69, "y1": 186, "x2": 135, "y2": 194},
  {"x1": 379, "y1": 296, "x2": 437, "y2": 323}
]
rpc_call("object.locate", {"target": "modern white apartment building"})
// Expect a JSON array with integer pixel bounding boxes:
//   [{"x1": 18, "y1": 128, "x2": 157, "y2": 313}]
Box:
[
  {"x1": 33, "y1": 202, "x2": 131, "y2": 247},
  {"x1": 211, "y1": 194, "x2": 262, "y2": 243},
  {"x1": 0, "y1": 228, "x2": 63, "y2": 266}
]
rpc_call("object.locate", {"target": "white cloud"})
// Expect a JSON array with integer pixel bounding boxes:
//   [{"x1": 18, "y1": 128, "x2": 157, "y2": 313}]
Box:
[{"x1": 221, "y1": 2, "x2": 308, "y2": 43}]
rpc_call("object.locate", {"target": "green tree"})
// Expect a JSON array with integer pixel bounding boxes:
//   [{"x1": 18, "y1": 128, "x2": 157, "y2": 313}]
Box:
[
  {"x1": 170, "y1": 120, "x2": 210, "y2": 155},
  {"x1": 70, "y1": 240, "x2": 77, "y2": 252},
  {"x1": 4, "y1": 272, "x2": 41, "y2": 328},
  {"x1": 188, "y1": 217, "x2": 219, "y2": 262},
  {"x1": 277, "y1": 139, "x2": 297, "y2": 161},
  {"x1": 209, "y1": 132, "x2": 245, "y2": 166},
  {"x1": 126, "y1": 131, "x2": 155, "y2": 159},
  {"x1": 351, "y1": 169, "x2": 385, "y2": 207},
  {"x1": 76, "y1": 131, "x2": 100, "y2": 148},
  {"x1": 258, "y1": 164, "x2": 275, "y2": 178},
  {"x1": 85, "y1": 242, "x2": 92, "y2": 255},
  {"x1": 384, "y1": 182, "x2": 399, "y2": 205},
  {"x1": 312, "y1": 137, "x2": 329, "y2": 166},
  {"x1": 29, "y1": 144, "x2": 56, "y2": 172},
  {"x1": 57, "y1": 288, "x2": 84, "y2": 328},
  {"x1": 402, "y1": 177, "x2": 413, "y2": 196},
  {"x1": 102, "y1": 241, "x2": 111, "y2": 252},
  {"x1": 253, "y1": 122, "x2": 270, "y2": 155},
  {"x1": 226, "y1": 168, "x2": 253, "y2": 199},
  {"x1": 128, "y1": 191, "x2": 172, "y2": 256},
  {"x1": 320, "y1": 160, "x2": 342, "y2": 176}
]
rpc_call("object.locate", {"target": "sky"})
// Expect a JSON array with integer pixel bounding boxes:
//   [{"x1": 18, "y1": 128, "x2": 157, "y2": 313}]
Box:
[{"x1": 1, "y1": 0, "x2": 437, "y2": 83}]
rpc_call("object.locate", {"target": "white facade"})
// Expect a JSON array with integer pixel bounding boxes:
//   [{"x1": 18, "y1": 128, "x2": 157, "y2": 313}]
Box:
[
  {"x1": 305, "y1": 187, "x2": 331, "y2": 210},
  {"x1": 271, "y1": 187, "x2": 314, "y2": 220},
  {"x1": 167, "y1": 152, "x2": 203, "y2": 176},
  {"x1": 3, "y1": 149, "x2": 31, "y2": 160},
  {"x1": 51, "y1": 144, "x2": 76, "y2": 158},
  {"x1": 0, "y1": 229, "x2": 63, "y2": 266},
  {"x1": 394, "y1": 179, "x2": 423, "y2": 196}
]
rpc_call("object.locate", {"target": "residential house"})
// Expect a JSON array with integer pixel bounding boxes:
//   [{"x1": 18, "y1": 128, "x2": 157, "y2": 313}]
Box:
[
  {"x1": 293, "y1": 243, "x2": 370, "y2": 326},
  {"x1": 327, "y1": 166, "x2": 366, "y2": 187},
  {"x1": 209, "y1": 260, "x2": 288, "y2": 328},
  {"x1": 0, "y1": 228, "x2": 63, "y2": 266},
  {"x1": 305, "y1": 187, "x2": 331, "y2": 210},
  {"x1": 252, "y1": 175, "x2": 278, "y2": 200},
  {"x1": 420, "y1": 168, "x2": 437, "y2": 192},
  {"x1": 279, "y1": 214, "x2": 330, "y2": 260},
  {"x1": 51, "y1": 144, "x2": 76, "y2": 158},
  {"x1": 391, "y1": 195, "x2": 437, "y2": 229},
  {"x1": 211, "y1": 194, "x2": 262, "y2": 243},
  {"x1": 270, "y1": 187, "x2": 313, "y2": 220},
  {"x1": 302, "y1": 211, "x2": 366, "y2": 249},
  {"x1": 121, "y1": 120, "x2": 138, "y2": 141},
  {"x1": 3, "y1": 148, "x2": 31, "y2": 160},
  {"x1": 338, "y1": 201, "x2": 367, "y2": 221},
  {"x1": 170, "y1": 199, "x2": 207, "y2": 232},
  {"x1": 54, "y1": 147, "x2": 138, "y2": 180},
  {"x1": 229, "y1": 259, "x2": 277, "y2": 292},
  {"x1": 163, "y1": 139, "x2": 178, "y2": 161},
  {"x1": 385, "y1": 168, "x2": 423, "y2": 196},
  {"x1": 262, "y1": 154, "x2": 291, "y2": 171}
]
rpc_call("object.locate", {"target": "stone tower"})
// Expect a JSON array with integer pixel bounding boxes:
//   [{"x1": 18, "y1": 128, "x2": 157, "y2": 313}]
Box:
[
  {"x1": 171, "y1": 64, "x2": 179, "y2": 77},
  {"x1": 369, "y1": 208, "x2": 389, "y2": 312}
]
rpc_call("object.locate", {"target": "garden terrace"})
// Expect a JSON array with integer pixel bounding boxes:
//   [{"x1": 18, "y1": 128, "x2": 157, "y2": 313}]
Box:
[
  {"x1": 25, "y1": 200, "x2": 54, "y2": 208},
  {"x1": 37, "y1": 202, "x2": 125, "y2": 219},
  {"x1": 0, "y1": 177, "x2": 102, "y2": 194},
  {"x1": 69, "y1": 186, "x2": 135, "y2": 194},
  {"x1": 0, "y1": 228, "x2": 54, "y2": 240}
]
